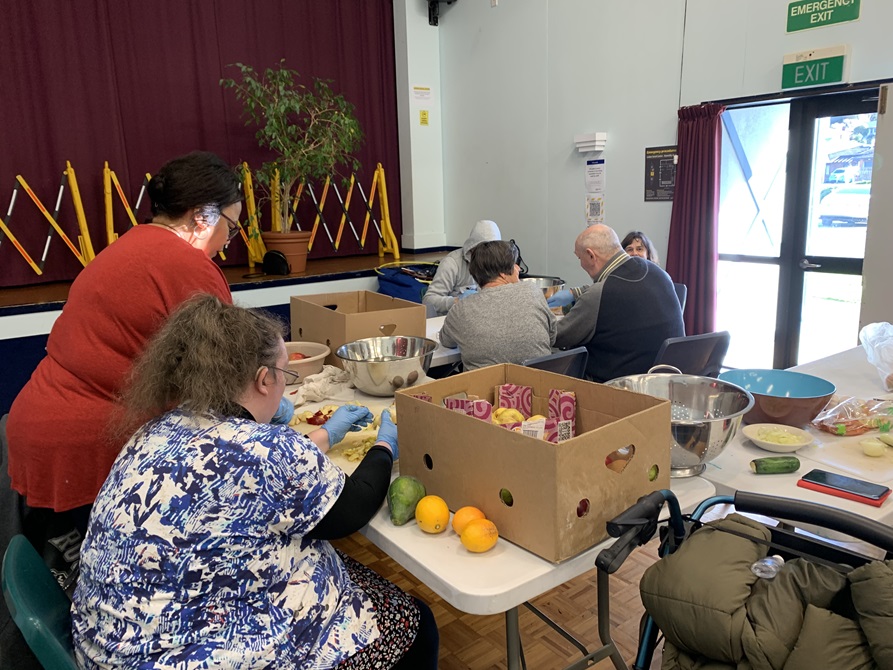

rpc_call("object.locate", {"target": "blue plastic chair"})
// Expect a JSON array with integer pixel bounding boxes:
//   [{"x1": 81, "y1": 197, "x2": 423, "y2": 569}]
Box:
[
  {"x1": 523, "y1": 346, "x2": 589, "y2": 379},
  {"x1": 2, "y1": 535, "x2": 78, "y2": 670}
]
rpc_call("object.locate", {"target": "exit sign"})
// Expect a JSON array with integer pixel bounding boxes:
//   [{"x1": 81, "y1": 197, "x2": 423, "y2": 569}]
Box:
[
  {"x1": 787, "y1": 0, "x2": 860, "y2": 33},
  {"x1": 782, "y1": 46, "x2": 847, "y2": 89}
]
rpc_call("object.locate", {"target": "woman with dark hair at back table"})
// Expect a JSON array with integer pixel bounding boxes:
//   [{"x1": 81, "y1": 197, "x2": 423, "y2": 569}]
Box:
[
  {"x1": 439, "y1": 240, "x2": 556, "y2": 369},
  {"x1": 71, "y1": 294, "x2": 438, "y2": 669},
  {"x1": 6, "y1": 151, "x2": 247, "y2": 576},
  {"x1": 620, "y1": 230, "x2": 660, "y2": 265}
]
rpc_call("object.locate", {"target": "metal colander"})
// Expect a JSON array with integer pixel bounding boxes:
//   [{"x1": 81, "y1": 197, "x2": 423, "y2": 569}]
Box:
[{"x1": 604, "y1": 372, "x2": 754, "y2": 477}]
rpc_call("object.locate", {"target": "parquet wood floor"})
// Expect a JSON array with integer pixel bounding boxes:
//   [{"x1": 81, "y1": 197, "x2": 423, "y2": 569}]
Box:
[{"x1": 332, "y1": 533, "x2": 664, "y2": 670}]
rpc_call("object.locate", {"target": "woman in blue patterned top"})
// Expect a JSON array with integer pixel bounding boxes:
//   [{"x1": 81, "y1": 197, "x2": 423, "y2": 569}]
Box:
[{"x1": 71, "y1": 294, "x2": 438, "y2": 669}]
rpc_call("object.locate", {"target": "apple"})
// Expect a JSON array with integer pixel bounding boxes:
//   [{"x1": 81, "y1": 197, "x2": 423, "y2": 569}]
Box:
[{"x1": 289, "y1": 352, "x2": 308, "y2": 361}]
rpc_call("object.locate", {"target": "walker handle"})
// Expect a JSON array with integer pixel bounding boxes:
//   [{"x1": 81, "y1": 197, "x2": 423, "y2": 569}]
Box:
[{"x1": 734, "y1": 490, "x2": 893, "y2": 553}]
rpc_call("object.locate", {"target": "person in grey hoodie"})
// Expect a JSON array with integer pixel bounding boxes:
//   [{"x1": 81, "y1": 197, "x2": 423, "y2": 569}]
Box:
[{"x1": 422, "y1": 220, "x2": 501, "y2": 316}]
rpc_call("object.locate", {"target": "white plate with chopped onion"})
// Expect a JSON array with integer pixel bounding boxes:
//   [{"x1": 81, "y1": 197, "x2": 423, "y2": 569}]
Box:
[{"x1": 742, "y1": 423, "x2": 814, "y2": 453}]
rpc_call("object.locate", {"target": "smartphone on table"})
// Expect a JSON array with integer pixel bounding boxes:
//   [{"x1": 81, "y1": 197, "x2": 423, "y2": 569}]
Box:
[{"x1": 797, "y1": 468, "x2": 892, "y2": 507}]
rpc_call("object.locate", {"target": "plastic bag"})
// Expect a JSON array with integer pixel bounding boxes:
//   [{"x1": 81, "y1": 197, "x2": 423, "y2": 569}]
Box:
[
  {"x1": 812, "y1": 395, "x2": 893, "y2": 436},
  {"x1": 859, "y1": 322, "x2": 893, "y2": 392}
]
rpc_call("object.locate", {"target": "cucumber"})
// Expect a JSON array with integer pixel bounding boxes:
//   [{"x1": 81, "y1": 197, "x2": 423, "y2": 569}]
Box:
[{"x1": 750, "y1": 456, "x2": 800, "y2": 475}]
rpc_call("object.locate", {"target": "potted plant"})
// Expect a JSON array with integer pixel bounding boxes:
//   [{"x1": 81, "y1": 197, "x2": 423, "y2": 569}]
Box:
[{"x1": 221, "y1": 60, "x2": 363, "y2": 272}]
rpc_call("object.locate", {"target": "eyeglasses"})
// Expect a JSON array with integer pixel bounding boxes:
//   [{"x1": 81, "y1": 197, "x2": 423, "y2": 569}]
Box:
[
  {"x1": 265, "y1": 366, "x2": 301, "y2": 386},
  {"x1": 219, "y1": 212, "x2": 241, "y2": 241}
]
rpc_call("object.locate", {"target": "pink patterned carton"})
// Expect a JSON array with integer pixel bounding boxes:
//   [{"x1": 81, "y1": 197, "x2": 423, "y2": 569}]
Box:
[
  {"x1": 491, "y1": 385, "x2": 577, "y2": 443},
  {"x1": 408, "y1": 393, "x2": 433, "y2": 403},
  {"x1": 549, "y1": 389, "x2": 576, "y2": 439},
  {"x1": 495, "y1": 383, "x2": 532, "y2": 416},
  {"x1": 443, "y1": 397, "x2": 493, "y2": 422}
]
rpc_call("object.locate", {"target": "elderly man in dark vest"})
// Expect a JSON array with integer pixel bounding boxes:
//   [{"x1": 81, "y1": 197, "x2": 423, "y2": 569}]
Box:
[{"x1": 555, "y1": 224, "x2": 684, "y2": 382}]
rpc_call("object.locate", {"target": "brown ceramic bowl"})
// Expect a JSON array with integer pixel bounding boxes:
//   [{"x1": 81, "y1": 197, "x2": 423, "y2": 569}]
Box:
[
  {"x1": 717, "y1": 369, "x2": 836, "y2": 427},
  {"x1": 285, "y1": 341, "x2": 330, "y2": 381}
]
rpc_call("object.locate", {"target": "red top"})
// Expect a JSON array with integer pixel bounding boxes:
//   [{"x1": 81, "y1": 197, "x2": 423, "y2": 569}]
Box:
[{"x1": 7, "y1": 225, "x2": 232, "y2": 511}]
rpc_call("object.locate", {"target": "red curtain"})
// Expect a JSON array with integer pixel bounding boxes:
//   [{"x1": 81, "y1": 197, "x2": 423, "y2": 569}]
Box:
[
  {"x1": 665, "y1": 103, "x2": 726, "y2": 336},
  {"x1": 0, "y1": 0, "x2": 400, "y2": 288}
]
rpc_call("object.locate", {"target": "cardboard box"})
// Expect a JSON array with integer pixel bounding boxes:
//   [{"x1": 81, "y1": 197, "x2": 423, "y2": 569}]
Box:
[
  {"x1": 396, "y1": 365, "x2": 671, "y2": 563},
  {"x1": 290, "y1": 291, "x2": 426, "y2": 368}
]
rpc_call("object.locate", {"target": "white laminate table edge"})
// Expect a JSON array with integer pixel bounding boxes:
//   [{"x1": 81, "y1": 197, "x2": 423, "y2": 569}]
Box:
[
  {"x1": 426, "y1": 315, "x2": 460, "y2": 368},
  {"x1": 359, "y1": 476, "x2": 715, "y2": 616}
]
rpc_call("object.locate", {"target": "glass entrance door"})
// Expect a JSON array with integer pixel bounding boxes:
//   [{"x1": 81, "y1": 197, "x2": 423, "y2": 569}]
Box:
[{"x1": 716, "y1": 90, "x2": 877, "y2": 369}]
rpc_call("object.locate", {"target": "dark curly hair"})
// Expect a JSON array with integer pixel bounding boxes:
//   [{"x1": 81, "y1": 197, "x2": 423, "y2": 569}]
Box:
[{"x1": 148, "y1": 151, "x2": 241, "y2": 218}]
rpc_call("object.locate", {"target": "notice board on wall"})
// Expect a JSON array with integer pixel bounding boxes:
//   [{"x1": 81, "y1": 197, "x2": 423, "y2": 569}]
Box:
[{"x1": 644, "y1": 146, "x2": 677, "y2": 201}]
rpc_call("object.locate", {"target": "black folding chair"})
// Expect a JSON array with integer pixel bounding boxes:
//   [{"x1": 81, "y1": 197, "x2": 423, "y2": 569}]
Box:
[
  {"x1": 673, "y1": 283, "x2": 687, "y2": 311},
  {"x1": 653, "y1": 331, "x2": 730, "y2": 378},
  {"x1": 523, "y1": 346, "x2": 589, "y2": 379}
]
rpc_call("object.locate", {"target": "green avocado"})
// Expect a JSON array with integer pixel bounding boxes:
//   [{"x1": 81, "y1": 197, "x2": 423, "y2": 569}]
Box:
[{"x1": 387, "y1": 475, "x2": 427, "y2": 525}]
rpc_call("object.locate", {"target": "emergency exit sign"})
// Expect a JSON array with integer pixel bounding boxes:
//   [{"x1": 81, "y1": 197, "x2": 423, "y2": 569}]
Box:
[
  {"x1": 782, "y1": 46, "x2": 847, "y2": 89},
  {"x1": 787, "y1": 0, "x2": 860, "y2": 33}
]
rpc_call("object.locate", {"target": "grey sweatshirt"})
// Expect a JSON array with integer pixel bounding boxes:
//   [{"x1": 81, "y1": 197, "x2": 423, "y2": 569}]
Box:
[
  {"x1": 422, "y1": 220, "x2": 501, "y2": 316},
  {"x1": 439, "y1": 281, "x2": 557, "y2": 370}
]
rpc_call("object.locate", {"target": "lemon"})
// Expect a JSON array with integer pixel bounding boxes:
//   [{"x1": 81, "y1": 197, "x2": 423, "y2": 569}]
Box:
[
  {"x1": 460, "y1": 518, "x2": 499, "y2": 552},
  {"x1": 451, "y1": 506, "x2": 486, "y2": 535},
  {"x1": 493, "y1": 408, "x2": 525, "y2": 425},
  {"x1": 415, "y1": 495, "x2": 450, "y2": 533}
]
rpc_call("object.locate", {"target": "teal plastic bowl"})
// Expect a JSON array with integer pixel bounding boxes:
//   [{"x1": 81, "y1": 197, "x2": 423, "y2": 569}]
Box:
[{"x1": 717, "y1": 369, "x2": 836, "y2": 427}]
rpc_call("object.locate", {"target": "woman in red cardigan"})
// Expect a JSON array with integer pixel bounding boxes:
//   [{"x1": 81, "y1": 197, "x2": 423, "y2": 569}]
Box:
[{"x1": 6, "y1": 150, "x2": 242, "y2": 578}]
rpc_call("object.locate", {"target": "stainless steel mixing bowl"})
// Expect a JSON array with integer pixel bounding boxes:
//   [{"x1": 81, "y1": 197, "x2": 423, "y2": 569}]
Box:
[
  {"x1": 336, "y1": 336, "x2": 438, "y2": 396},
  {"x1": 519, "y1": 276, "x2": 565, "y2": 300},
  {"x1": 604, "y1": 373, "x2": 754, "y2": 477}
]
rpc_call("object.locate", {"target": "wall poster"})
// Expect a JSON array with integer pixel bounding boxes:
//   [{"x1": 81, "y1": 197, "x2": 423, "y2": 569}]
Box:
[{"x1": 644, "y1": 145, "x2": 677, "y2": 201}]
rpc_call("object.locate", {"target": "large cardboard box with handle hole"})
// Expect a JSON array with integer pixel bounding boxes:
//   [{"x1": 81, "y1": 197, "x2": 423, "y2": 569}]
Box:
[
  {"x1": 291, "y1": 291, "x2": 426, "y2": 368},
  {"x1": 395, "y1": 365, "x2": 670, "y2": 563}
]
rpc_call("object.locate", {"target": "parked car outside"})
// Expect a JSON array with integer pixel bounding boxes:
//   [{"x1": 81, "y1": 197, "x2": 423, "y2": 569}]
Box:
[
  {"x1": 817, "y1": 184, "x2": 871, "y2": 227},
  {"x1": 827, "y1": 166, "x2": 858, "y2": 183}
]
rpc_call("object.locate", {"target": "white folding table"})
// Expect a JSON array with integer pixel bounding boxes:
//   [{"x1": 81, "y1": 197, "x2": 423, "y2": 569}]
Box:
[
  {"x1": 295, "y1": 387, "x2": 716, "y2": 669},
  {"x1": 360, "y1": 475, "x2": 714, "y2": 670},
  {"x1": 704, "y1": 346, "x2": 893, "y2": 527},
  {"x1": 426, "y1": 315, "x2": 460, "y2": 368}
]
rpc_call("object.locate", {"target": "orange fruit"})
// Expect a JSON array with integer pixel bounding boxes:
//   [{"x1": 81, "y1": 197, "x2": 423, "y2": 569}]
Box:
[
  {"x1": 451, "y1": 506, "x2": 486, "y2": 535},
  {"x1": 460, "y1": 518, "x2": 499, "y2": 553},
  {"x1": 415, "y1": 495, "x2": 450, "y2": 534}
]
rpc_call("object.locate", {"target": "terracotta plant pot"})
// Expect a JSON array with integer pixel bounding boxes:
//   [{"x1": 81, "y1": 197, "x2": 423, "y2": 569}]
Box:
[{"x1": 261, "y1": 231, "x2": 312, "y2": 274}]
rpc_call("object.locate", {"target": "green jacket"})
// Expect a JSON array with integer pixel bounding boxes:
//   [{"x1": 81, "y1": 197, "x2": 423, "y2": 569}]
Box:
[{"x1": 640, "y1": 513, "x2": 893, "y2": 669}]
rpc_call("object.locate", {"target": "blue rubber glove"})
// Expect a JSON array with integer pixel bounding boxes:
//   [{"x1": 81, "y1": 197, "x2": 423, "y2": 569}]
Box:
[
  {"x1": 375, "y1": 410, "x2": 398, "y2": 460},
  {"x1": 547, "y1": 289, "x2": 575, "y2": 309},
  {"x1": 271, "y1": 396, "x2": 295, "y2": 425},
  {"x1": 458, "y1": 287, "x2": 478, "y2": 300},
  {"x1": 323, "y1": 405, "x2": 374, "y2": 446}
]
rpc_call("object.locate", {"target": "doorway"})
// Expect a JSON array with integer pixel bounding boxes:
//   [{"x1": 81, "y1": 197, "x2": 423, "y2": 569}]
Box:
[{"x1": 715, "y1": 90, "x2": 877, "y2": 370}]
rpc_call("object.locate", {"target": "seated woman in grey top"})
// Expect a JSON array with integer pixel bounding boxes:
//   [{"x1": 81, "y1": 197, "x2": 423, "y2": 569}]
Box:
[{"x1": 439, "y1": 240, "x2": 557, "y2": 370}]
